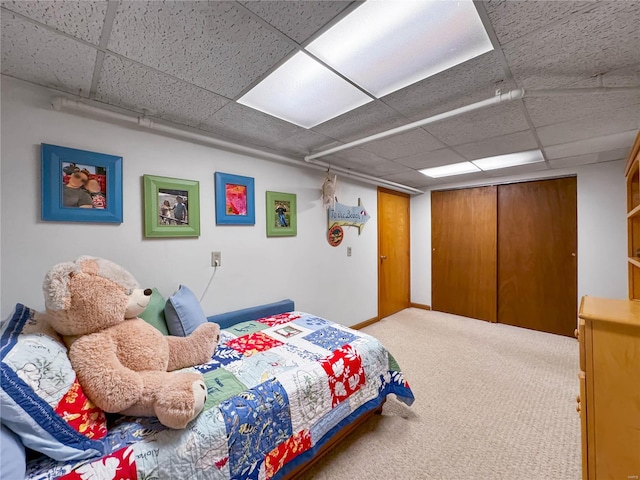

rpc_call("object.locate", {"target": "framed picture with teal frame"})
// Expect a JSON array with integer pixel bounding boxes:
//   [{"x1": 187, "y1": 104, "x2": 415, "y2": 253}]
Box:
[
  {"x1": 41, "y1": 143, "x2": 123, "y2": 223},
  {"x1": 143, "y1": 175, "x2": 200, "y2": 237},
  {"x1": 266, "y1": 191, "x2": 297, "y2": 237},
  {"x1": 215, "y1": 172, "x2": 255, "y2": 225}
]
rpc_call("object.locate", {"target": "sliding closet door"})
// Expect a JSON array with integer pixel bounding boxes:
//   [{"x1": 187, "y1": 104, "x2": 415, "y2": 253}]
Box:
[
  {"x1": 432, "y1": 186, "x2": 497, "y2": 322},
  {"x1": 497, "y1": 177, "x2": 577, "y2": 337}
]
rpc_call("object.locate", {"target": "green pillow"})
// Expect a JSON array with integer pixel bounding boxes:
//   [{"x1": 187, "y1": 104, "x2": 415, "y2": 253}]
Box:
[{"x1": 138, "y1": 288, "x2": 170, "y2": 335}]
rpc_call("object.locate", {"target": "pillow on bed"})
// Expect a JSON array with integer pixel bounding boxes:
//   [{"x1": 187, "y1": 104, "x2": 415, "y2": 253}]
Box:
[
  {"x1": 0, "y1": 304, "x2": 108, "y2": 461},
  {"x1": 138, "y1": 288, "x2": 170, "y2": 335},
  {"x1": 164, "y1": 285, "x2": 207, "y2": 336}
]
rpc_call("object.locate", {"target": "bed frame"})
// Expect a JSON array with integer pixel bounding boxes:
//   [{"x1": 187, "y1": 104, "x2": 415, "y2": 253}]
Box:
[{"x1": 208, "y1": 299, "x2": 386, "y2": 480}]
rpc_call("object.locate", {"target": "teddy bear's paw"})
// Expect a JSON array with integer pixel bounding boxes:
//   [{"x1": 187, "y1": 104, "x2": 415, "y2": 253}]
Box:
[
  {"x1": 193, "y1": 322, "x2": 221, "y2": 341},
  {"x1": 190, "y1": 322, "x2": 221, "y2": 361},
  {"x1": 155, "y1": 373, "x2": 208, "y2": 429},
  {"x1": 192, "y1": 379, "x2": 207, "y2": 414}
]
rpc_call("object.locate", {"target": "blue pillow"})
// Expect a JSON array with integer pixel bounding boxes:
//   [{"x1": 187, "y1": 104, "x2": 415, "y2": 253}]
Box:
[{"x1": 164, "y1": 285, "x2": 207, "y2": 336}]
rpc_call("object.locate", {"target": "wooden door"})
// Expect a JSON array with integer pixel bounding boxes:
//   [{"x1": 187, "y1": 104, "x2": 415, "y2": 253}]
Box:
[
  {"x1": 378, "y1": 188, "x2": 410, "y2": 319},
  {"x1": 497, "y1": 177, "x2": 577, "y2": 337},
  {"x1": 432, "y1": 186, "x2": 498, "y2": 322}
]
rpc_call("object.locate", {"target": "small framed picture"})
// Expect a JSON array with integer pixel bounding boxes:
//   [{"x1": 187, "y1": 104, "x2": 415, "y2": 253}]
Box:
[
  {"x1": 41, "y1": 143, "x2": 123, "y2": 223},
  {"x1": 266, "y1": 191, "x2": 297, "y2": 237},
  {"x1": 215, "y1": 172, "x2": 255, "y2": 225},
  {"x1": 143, "y1": 175, "x2": 200, "y2": 237}
]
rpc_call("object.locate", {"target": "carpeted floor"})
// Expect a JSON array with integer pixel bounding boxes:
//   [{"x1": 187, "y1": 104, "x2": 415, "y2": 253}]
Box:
[{"x1": 298, "y1": 308, "x2": 581, "y2": 480}]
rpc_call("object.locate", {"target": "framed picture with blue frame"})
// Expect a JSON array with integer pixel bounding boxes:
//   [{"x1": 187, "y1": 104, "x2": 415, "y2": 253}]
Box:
[
  {"x1": 214, "y1": 172, "x2": 255, "y2": 225},
  {"x1": 41, "y1": 143, "x2": 123, "y2": 223}
]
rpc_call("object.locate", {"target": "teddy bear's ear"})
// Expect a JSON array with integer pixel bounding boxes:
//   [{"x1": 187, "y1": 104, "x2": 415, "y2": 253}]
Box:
[
  {"x1": 76, "y1": 256, "x2": 139, "y2": 290},
  {"x1": 76, "y1": 256, "x2": 100, "y2": 275},
  {"x1": 43, "y1": 261, "x2": 79, "y2": 311}
]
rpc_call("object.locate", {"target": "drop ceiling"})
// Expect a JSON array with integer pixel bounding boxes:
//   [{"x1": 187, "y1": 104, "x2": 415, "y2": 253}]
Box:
[{"x1": 1, "y1": 0, "x2": 639, "y2": 191}]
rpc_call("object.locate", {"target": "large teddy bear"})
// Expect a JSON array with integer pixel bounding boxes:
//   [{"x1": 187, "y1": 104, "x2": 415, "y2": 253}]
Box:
[{"x1": 42, "y1": 256, "x2": 221, "y2": 429}]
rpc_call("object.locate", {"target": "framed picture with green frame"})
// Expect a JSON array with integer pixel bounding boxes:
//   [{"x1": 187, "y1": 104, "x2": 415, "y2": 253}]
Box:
[
  {"x1": 266, "y1": 191, "x2": 296, "y2": 237},
  {"x1": 143, "y1": 174, "x2": 200, "y2": 237}
]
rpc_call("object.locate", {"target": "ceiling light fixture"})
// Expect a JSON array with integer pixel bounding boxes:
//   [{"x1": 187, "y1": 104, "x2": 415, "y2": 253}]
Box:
[
  {"x1": 471, "y1": 150, "x2": 545, "y2": 170},
  {"x1": 306, "y1": 0, "x2": 493, "y2": 98},
  {"x1": 237, "y1": 51, "x2": 372, "y2": 129},
  {"x1": 420, "y1": 162, "x2": 481, "y2": 178}
]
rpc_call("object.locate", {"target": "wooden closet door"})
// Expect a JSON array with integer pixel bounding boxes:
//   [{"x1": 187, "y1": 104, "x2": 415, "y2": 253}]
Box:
[
  {"x1": 378, "y1": 188, "x2": 411, "y2": 319},
  {"x1": 497, "y1": 177, "x2": 577, "y2": 337},
  {"x1": 432, "y1": 186, "x2": 497, "y2": 322}
]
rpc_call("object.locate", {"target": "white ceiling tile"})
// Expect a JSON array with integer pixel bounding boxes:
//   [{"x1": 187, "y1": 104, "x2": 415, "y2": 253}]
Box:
[
  {"x1": 95, "y1": 55, "x2": 230, "y2": 128},
  {"x1": 2, "y1": 0, "x2": 107, "y2": 45},
  {"x1": 524, "y1": 90, "x2": 640, "y2": 128},
  {"x1": 323, "y1": 148, "x2": 410, "y2": 176},
  {"x1": 274, "y1": 129, "x2": 340, "y2": 156},
  {"x1": 536, "y1": 104, "x2": 640, "y2": 147},
  {"x1": 360, "y1": 128, "x2": 445, "y2": 160},
  {"x1": 382, "y1": 51, "x2": 506, "y2": 120},
  {"x1": 311, "y1": 101, "x2": 407, "y2": 143},
  {"x1": 504, "y1": 1, "x2": 640, "y2": 90},
  {"x1": 239, "y1": 1, "x2": 352, "y2": 44},
  {"x1": 1, "y1": 11, "x2": 95, "y2": 95},
  {"x1": 395, "y1": 148, "x2": 467, "y2": 170},
  {"x1": 483, "y1": 0, "x2": 593, "y2": 46},
  {"x1": 544, "y1": 130, "x2": 638, "y2": 160},
  {"x1": 380, "y1": 170, "x2": 431, "y2": 189},
  {"x1": 602, "y1": 63, "x2": 640, "y2": 87},
  {"x1": 549, "y1": 147, "x2": 630, "y2": 169},
  {"x1": 107, "y1": 1, "x2": 293, "y2": 98},
  {"x1": 424, "y1": 101, "x2": 530, "y2": 146},
  {"x1": 198, "y1": 101, "x2": 306, "y2": 147},
  {"x1": 455, "y1": 130, "x2": 539, "y2": 160}
]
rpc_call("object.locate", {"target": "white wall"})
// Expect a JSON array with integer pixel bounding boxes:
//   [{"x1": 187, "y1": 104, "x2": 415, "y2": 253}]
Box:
[
  {"x1": 411, "y1": 161, "x2": 628, "y2": 306},
  {"x1": 0, "y1": 77, "x2": 378, "y2": 326},
  {"x1": 2, "y1": 76, "x2": 628, "y2": 325}
]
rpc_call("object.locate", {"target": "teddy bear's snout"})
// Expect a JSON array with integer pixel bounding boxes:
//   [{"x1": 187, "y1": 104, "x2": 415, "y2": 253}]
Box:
[{"x1": 144, "y1": 289, "x2": 152, "y2": 296}]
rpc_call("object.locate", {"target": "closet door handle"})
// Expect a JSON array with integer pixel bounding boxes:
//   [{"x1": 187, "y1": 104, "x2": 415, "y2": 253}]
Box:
[{"x1": 380, "y1": 255, "x2": 387, "y2": 261}]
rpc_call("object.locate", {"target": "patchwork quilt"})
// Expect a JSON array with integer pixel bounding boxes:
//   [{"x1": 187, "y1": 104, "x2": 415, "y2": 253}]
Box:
[{"x1": 25, "y1": 312, "x2": 414, "y2": 480}]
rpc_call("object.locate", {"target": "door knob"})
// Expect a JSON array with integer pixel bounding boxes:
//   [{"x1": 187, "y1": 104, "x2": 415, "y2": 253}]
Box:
[{"x1": 380, "y1": 255, "x2": 387, "y2": 260}]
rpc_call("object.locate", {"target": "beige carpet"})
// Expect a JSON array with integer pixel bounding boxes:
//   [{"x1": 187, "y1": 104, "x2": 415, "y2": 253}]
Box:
[{"x1": 298, "y1": 308, "x2": 581, "y2": 480}]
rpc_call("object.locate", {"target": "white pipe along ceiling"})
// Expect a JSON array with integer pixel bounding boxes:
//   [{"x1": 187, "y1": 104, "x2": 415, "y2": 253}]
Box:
[{"x1": 51, "y1": 85, "x2": 639, "y2": 196}]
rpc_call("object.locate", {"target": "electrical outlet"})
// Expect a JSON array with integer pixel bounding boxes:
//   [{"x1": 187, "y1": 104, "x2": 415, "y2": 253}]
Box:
[
  {"x1": 347, "y1": 246, "x2": 352, "y2": 257},
  {"x1": 211, "y1": 251, "x2": 221, "y2": 267}
]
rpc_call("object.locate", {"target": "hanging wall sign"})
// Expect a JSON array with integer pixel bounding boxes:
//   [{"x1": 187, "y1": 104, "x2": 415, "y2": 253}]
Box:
[{"x1": 328, "y1": 199, "x2": 370, "y2": 234}]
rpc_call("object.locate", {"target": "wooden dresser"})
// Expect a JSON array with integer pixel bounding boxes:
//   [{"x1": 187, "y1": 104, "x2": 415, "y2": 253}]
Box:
[{"x1": 577, "y1": 296, "x2": 640, "y2": 480}]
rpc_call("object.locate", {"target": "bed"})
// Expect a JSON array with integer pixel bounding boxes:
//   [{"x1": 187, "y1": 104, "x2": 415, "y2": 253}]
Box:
[{"x1": 2, "y1": 300, "x2": 414, "y2": 480}]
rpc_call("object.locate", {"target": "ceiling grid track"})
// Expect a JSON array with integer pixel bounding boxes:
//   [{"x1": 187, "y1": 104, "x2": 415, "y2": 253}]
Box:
[
  {"x1": 88, "y1": 0, "x2": 118, "y2": 99},
  {"x1": 473, "y1": 1, "x2": 552, "y2": 167}
]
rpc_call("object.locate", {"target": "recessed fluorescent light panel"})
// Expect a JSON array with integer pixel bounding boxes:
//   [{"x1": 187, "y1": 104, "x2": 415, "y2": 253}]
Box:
[
  {"x1": 471, "y1": 150, "x2": 545, "y2": 170},
  {"x1": 238, "y1": 52, "x2": 372, "y2": 129},
  {"x1": 420, "y1": 162, "x2": 480, "y2": 178},
  {"x1": 306, "y1": 0, "x2": 493, "y2": 98}
]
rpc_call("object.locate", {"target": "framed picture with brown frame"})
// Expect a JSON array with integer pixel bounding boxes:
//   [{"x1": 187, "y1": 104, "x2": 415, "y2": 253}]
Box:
[
  {"x1": 266, "y1": 191, "x2": 297, "y2": 237},
  {"x1": 143, "y1": 174, "x2": 200, "y2": 238}
]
